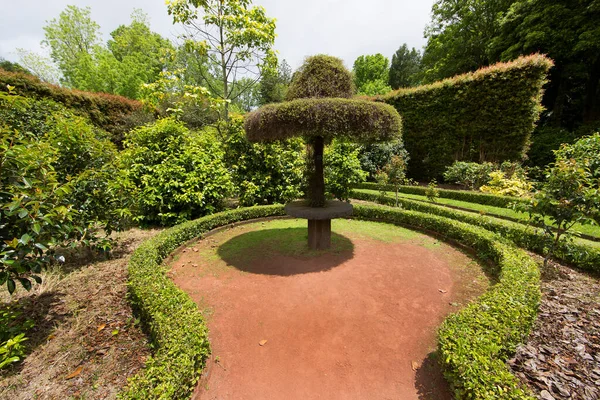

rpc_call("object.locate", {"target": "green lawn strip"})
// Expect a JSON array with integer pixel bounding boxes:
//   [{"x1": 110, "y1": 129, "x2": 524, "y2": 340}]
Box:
[
  {"x1": 355, "y1": 182, "x2": 527, "y2": 208},
  {"x1": 351, "y1": 190, "x2": 600, "y2": 274},
  {"x1": 352, "y1": 204, "x2": 539, "y2": 399},
  {"x1": 355, "y1": 188, "x2": 600, "y2": 241}
]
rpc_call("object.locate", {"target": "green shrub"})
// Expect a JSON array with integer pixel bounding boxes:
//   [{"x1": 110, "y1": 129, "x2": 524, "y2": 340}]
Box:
[
  {"x1": 359, "y1": 139, "x2": 409, "y2": 181},
  {"x1": 324, "y1": 139, "x2": 367, "y2": 201},
  {"x1": 121, "y1": 205, "x2": 286, "y2": 399},
  {"x1": 120, "y1": 118, "x2": 233, "y2": 226},
  {"x1": 443, "y1": 161, "x2": 495, "y2": 190},
  {"x1": 0, "y1": 307, "x2": 34, "y2": 369},
  {"x1": 223, "y1": 115, "x2": 304, "y2": 206},
  {"x1": 379, "y1": 54, "x2": 553, "y2": 180},
  {"x1": 0, "y1": 68, "x2": 154, "y2": 143},
  {"x1": 0, "y1": 92, "x2": 65, "y2": 137},
  {"x1": 425, "y1": 180, "x2": 439, "y2": 202},
  {"x1": 480, "y1": 171, "x2": 533, "y2": 198},
  {"x1": 352, "y1": 204, "x2": 539, "y2": 399},
  {"x1": 0, "y1": 129, "x2": 78, "y2": 293},
  {"x1": 524, "y1": 133, "x2": 600, "y2": 267}
]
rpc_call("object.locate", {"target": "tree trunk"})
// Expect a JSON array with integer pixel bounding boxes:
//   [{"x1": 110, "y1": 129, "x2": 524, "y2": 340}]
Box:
[{"x1": 308, "y1": 136, "x2": 325, "y2": 207}]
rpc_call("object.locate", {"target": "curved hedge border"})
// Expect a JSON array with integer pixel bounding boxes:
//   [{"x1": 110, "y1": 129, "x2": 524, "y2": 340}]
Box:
[
  {"x1": 121, "y1": 206, "x2": 286, "y2": 399},
  {"x1": 352, "y1": 190, "x2": 600, "y2": 274},
  {"x1": 122, "y1": 203, "x2": 540, "y2": 399},
  {"x1": 352, "y1": 204, "x2": 539, "y2": 399},
  {"x1": 354, "y1": 182, "x2": 527, "y2": 208}
]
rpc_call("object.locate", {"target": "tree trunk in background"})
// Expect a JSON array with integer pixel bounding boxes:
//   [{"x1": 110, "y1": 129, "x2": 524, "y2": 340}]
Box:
[{"x1": 308, "y1": 136, "x2": 325, "y2": 207}]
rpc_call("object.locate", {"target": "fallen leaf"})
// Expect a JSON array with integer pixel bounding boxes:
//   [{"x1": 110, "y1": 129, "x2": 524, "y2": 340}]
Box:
[
  {"x1": 259, "y1": 340, "x2": 267, "y2": 346},
  {"x1": 97, "y1": 324, "x2": 106, "y2": 332},
  {"x1": 112, "y1": 329, "x2": 119, "y2": 336},
  {"x1": 411, "y1": 361, "x2": 419, "y2": 371},
  {"x1": 438, "y1": 289, "x2": 447, "y2": 293},
  {"x1": 65, "y1": 366, "x2": 83, "y2": 380}
]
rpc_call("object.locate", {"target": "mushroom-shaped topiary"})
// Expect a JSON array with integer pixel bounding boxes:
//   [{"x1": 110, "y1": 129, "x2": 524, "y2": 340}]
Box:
[{"x1": 245, "y1": 55, "x2": 402, "y2": 248}]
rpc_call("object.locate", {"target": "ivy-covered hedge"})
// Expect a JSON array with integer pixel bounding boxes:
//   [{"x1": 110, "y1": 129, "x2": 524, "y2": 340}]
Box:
[
  {"x1": 354, "y1": 182, "x2": 527, "y2": 208},
  {"x1": 352, "y1": 190, "x2": 600, "y2": 274},
  {"x1": 124, "y1": 203, "x2": 539, "y2": 399},
  {"x1": 0, "y1": 68, "x2": 153, "y2": 143},
  {"x1": 244, "y1": 98, "x2": 402, "y2": 142},
  {"x1": 377, "y1": 54, "x2": 553, "y2": 180},
  {"x1": 352, "y1": 204, "x2": 539, "y2": 399},
  {"x1": 121, "y1": 206, "x2": 285, "y2": 399}
]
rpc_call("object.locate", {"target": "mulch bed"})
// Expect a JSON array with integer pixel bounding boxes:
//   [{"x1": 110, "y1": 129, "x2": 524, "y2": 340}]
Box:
[{"x1": 509, "y1": 261, "x2": 600, "y2": 400}]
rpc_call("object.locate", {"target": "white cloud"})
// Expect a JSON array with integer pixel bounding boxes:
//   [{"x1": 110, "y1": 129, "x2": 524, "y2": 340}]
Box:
[{"x1": 1, "y1": 0, "x2": 434, "y2": 70}]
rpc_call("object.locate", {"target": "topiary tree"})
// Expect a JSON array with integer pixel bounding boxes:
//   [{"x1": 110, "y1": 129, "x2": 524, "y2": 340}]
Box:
[{"x1": 245, "y1": 55, "x2": 402, "y2": 248}]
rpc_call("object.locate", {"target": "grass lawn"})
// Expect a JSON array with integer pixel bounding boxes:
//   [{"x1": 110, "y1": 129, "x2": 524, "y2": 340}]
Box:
[{"x1": 355, "y1": 189, "x2": 600, "y2": 241}]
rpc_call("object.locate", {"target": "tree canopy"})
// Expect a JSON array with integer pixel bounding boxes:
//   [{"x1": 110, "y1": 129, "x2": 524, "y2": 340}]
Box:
[
  {"x1": 352, "y1": 53, "x2": 391, "y2": 95},
  {"x1": 388, "y1": 44, "x2": 422, "y2": 89}
]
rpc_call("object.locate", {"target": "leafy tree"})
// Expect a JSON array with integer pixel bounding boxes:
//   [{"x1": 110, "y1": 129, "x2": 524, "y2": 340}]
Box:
[
  {"x1": 382, "y1": 155, "x2": 408, "y2": 206},
  {"x1": 166, "y1": 0, "x2": 277, "y2": 123},
  {"x1": 42, "y1": 5, "x2": 101, "y2": 87},
  {"x1": 15, "y1": 49, "x2": 62, "y2": 84},
  {"x1": 421, "y1": 0, "x2": 516, "y2": 82},
  {"x1": 258, "y1": 59, "x2": 292, "y2": 105},
  {"x1": 359, "y1": 139, "x2": 409, "y2": 181},
  {"x1": 352, "y1": 53, "x2": 391, "y2": 95},
  {"x1": 494, "y1": 0, "x2": 600, "y2": 127},
  {"x1": 526, "y1": 134, "x2": 600, "y2": 267},
  {"x1": 388, "y1": 44, "x2": 422, "y2": 89}
]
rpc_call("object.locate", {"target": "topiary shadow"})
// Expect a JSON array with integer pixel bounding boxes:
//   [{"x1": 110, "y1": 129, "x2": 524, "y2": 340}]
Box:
[{"x1": 216, "y1": 227, "x2": 354, "y2": 276}]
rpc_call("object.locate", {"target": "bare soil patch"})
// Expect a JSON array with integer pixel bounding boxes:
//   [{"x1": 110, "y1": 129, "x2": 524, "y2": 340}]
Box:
[
  {"x1": 509, "y1": 260, "x2": 600, "y2": 400},
  {"x1": 169, "y1": 218, "x2": 489, "y2": 400},
  {"x1": 0, "y1": 228, "x2": 159, "y2": 400}
]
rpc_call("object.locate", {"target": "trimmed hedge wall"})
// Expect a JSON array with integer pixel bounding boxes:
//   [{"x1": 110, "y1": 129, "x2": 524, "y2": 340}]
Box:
[
  {"x1": 352, "y1": 204, "x2": 539, "y2": 399},
  {"x1": 124, "y1": 204, "x2": 540, "y2": 399},
  {"x1": 352, "y1": 190, "x2": 600, "y2": 274},
  {"x1": 0, "y1": 68, "x2": 152, "y2": 143},
  {"x1": 121, "y1": 206, "x2": 285, "y2": 399},
  {"x1": 377, "y1": 54, "x2": 553, "y2": 180},
  {"x1": 354, "y1": 182, "x2": 527, "y2": 208}
]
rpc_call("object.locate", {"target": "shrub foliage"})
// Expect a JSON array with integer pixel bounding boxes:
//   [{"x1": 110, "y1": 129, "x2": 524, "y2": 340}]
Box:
[
  {"x1": 379, "y1": 54, "x2": 553, "y2": 180},
  {"x1": 0, "y1": 68, "x2": 152, "y2": 143},
  {"x1": 244, "y1": 98, "x2": 402, "y2": 142},
  {"x1": 286, "y1": 55, "x2": 355, "y2": 100}
]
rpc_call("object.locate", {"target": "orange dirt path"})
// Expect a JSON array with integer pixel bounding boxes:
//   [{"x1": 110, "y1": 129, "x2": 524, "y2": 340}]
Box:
[{"x1": 169, "y1": 220, "x2": 486, "y2": 400}]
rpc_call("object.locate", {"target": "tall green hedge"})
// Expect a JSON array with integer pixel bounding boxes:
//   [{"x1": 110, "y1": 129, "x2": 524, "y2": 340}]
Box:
[
  {"x1": 0, "y1": 68, "x2": 153, "y2": 144},
  {"x1": 378, "y1": 54, "x2": 553, "y2": 180}
]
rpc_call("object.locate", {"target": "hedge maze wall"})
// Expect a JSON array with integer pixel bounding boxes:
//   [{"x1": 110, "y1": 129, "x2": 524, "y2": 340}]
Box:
[{"x1": 378, "y1": 54, "x2": 553, "y2": 181}]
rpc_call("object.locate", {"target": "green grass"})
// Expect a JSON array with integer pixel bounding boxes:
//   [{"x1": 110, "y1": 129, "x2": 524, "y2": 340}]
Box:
[{"x1": 356, "y1": 188, "x2": 600, "y2": 241}]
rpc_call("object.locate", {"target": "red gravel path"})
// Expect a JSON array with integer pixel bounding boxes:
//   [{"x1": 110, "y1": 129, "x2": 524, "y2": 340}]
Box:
[{"x1": 170, "y1": 222, "x2": 485, "y2": 400}]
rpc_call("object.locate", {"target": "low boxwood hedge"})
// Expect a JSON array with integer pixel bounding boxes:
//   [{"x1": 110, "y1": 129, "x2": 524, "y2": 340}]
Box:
[
  {"x1": 354, "y1": 182, "x2": 527, "y2": 208},
  {"x1": 123, "y1": 203, "x2": 540, "y2": 399},
  {"x1": 352, "y1": 190, "x2": 600, "y2": 274},
  {"x1": 352, "y1": 204, "x2": 539, "y2": 399},
  {"x1": 121, "y1": 205, "x2": 286, "y2": 399}
]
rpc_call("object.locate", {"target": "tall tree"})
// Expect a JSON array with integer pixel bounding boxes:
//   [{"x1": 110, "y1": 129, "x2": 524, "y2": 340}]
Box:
[
  {"x1": 166, "y1": 0, "x2": 277, "y2": 122},
  {"x1": 352, "y1": 53, "x2": 391, "y2": 95},
  {"x1": 258, "y1": 59, "x2": 292, "y2": 105},
  {"x1": 388, "y1": 44, "x2": 422, "y2": 89},
  {"x1": 421, "y1": 0, "x2": 516, "y2": 82},
  {"x1": 42, "y1": 5, "x2": 101, "y2": 87},
  {"x1": 494, "y1": 0, "x2": 600, "y2": 127},
  {"x1": 15, "y1": 49, "x2": 62, "y2": 84}
]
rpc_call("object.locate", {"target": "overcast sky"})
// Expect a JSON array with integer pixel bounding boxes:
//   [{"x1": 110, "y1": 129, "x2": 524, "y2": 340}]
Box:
[{"x1": 0, "y1": 0, "x2": 434, "y2": 70}]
